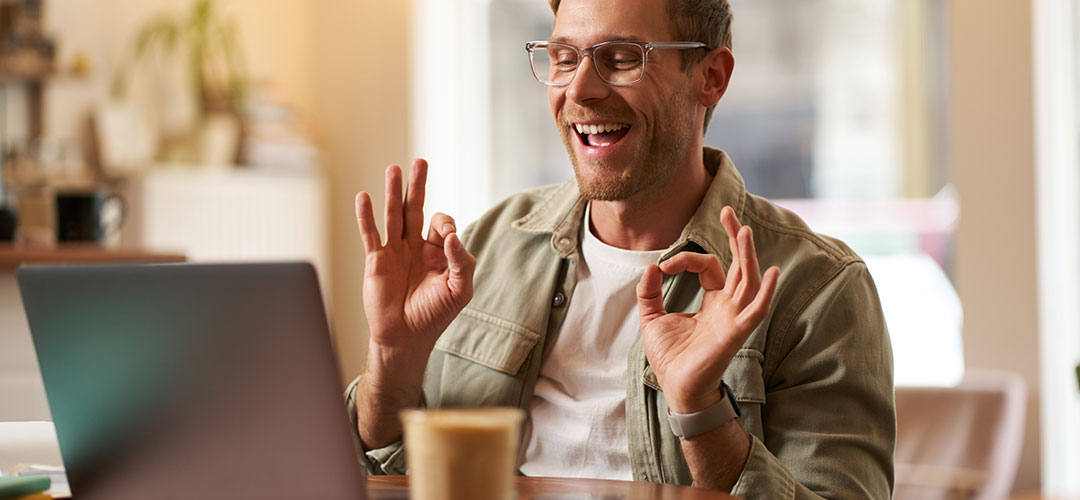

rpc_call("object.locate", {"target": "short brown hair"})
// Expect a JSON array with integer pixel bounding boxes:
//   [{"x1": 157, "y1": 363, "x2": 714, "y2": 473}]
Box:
[{"x1": 548, "y1": 0, "x2": 733, "y2": 132}]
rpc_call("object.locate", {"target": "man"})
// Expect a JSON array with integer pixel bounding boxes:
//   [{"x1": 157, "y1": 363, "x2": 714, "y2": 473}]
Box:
[{"x1": 346, "y1": 0, "x2": 895, "y2": 497}]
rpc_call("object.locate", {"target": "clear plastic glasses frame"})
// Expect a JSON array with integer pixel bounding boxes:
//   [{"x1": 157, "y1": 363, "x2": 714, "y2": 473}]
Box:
[{"x1": 525, "y1": 40, "x2": 709, "y2": 86}]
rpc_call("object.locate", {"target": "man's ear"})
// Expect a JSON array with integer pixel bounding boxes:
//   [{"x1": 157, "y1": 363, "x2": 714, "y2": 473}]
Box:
[{"x1": 698, "y1": 47, "x2": 735, "y2": 108}]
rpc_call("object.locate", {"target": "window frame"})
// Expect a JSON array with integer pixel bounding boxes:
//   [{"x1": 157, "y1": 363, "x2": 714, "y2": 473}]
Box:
[{"x1": 1034, "y1": 0, "x2": 1080, "y2": 494}]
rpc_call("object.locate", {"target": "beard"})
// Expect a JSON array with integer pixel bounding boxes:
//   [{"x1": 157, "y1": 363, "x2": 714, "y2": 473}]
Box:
[{"x1": 558, "y1": 85, "x2": 696, "y2": 201}]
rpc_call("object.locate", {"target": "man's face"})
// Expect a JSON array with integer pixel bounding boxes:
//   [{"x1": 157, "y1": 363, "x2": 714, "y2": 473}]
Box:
[{"x1": 549, "y1": 0, "x2": 701, "y2": 201}]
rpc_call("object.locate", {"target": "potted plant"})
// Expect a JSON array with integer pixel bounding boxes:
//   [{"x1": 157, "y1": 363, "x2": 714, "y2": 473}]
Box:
[{"x1": 111, "y1": 0, "x2": 247, "y2": 165}]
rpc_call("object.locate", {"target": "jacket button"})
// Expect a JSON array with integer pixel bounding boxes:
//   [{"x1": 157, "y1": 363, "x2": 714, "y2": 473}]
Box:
[
  {"x1": 552, "y1": 292, "x2": 566, "y2": 308},
  {"x1": 558, "y1": 237, "x2": 572, "y2": 249}
]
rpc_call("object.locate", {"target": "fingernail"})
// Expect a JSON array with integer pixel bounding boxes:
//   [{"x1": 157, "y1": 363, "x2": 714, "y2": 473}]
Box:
[{"x1": 443, "y1": 223, "x2": 455, "y2": 234}]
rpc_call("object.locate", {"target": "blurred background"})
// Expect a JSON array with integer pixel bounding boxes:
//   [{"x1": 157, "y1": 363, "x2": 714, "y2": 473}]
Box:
[{"x1": 0, "y1": 0, "x2": 1076, "y2": 497}]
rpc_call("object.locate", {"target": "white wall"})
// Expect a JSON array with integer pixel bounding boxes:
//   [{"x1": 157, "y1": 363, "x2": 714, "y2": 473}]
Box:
[
  {"x1": 310, "y1": 0, "x2": 412, "y2": 381},
  {"x1": 949, "y1": 0, "x2": 1042, "y2": 492}
]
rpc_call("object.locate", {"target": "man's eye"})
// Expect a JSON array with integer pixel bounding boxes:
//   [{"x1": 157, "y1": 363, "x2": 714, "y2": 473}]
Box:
[
  {"x1": 600, "y1": 48, "x2": 642, "y2": 70},
  {"x1": 605, "y1": 55, "x2": 641, "y2": 70},
  {"x1": 550, "y1": 51, "x2": 579, "y2": 70}
]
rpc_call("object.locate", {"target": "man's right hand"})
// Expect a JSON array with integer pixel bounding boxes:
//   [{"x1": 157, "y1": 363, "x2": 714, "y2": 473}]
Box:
[{"x1": 353, "y1": 159, "x2": 476, "y2": 449}]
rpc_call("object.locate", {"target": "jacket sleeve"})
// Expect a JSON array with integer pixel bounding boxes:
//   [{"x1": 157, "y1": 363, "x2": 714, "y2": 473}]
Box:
[
  {"x1": 344, "y1": 376, "x2": 411, "y2": 475},
  {"x1": 730, "y1": 262, "x2": 896, "y2": 500}
]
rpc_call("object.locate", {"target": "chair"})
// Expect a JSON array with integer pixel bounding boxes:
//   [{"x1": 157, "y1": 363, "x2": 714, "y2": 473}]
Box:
[
  {"x1": 0, "y1": 421, "x2": 63, "y2": 475},
  {"x1": 893, "y1": 370, "x2": 1026, "y2": 500}
]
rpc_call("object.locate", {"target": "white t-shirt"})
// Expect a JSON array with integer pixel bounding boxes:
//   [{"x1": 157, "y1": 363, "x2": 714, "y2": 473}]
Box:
[{"x1": 520, "y1": 205, "x2": 666, "y2": 479}]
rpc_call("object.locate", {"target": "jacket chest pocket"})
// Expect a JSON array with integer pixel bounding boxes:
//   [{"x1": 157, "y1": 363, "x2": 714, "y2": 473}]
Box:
[
  {"x1": 434, "y1": 309, "x2": 541, "y2": 375},
  {"x1": 427, "y1": 309, "x2": 542, "y2": 408}
]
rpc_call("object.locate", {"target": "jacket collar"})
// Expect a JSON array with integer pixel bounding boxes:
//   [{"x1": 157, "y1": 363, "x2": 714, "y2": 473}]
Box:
[{"x1": 511, "y1": 147, "x2": 747, "y2": 262}]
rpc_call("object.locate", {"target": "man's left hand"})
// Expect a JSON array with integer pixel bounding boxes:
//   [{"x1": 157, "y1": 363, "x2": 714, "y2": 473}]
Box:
[{"x1": 636, "y1": 206, "x2": 780, "y2": 413}]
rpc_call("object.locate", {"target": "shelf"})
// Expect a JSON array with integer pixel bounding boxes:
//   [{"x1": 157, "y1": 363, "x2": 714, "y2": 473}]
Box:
[
  {"x1": 0, "y1": 69, "x2": 52, "y2": 83},
  {"x1": 0, "y1": 244, "x2": 186, "y2": 270}
]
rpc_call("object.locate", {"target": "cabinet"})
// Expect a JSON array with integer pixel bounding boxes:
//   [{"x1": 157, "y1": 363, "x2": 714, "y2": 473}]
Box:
[{"x1": 123, "y1": 165, "x2": 331, "y2": 298}]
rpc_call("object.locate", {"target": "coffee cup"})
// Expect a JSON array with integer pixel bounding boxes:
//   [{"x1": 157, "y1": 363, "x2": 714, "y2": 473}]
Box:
[
  {"x1": 400, "y1": 407, "x2": 525, "y2": 500},
  {"x1": 55, "y1": 189, "x2": 125, "y2": 243}
]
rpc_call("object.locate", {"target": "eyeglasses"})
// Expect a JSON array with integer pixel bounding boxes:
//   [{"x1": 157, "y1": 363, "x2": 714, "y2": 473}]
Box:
[{"x1": 525, "y1": 40, "x2": 709, "y2": 87}]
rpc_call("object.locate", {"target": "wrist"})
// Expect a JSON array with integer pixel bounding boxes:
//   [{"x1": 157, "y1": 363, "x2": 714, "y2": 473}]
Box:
[
  {"x1": 366, "y1": 336, "x2": 433, "y2": 376},
  {"x1": 361, "y1": 344, "x2": 428, "y2": 406},
  {"x1": 667, "y1": 383, "x2": 742, "y2": 440},
  {"x1": 666, "y1": 387, "x2": 725, "y2": 414}
]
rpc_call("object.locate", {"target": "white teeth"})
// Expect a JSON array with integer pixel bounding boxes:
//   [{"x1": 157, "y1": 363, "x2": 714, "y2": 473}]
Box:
[{"x1": 574, "y1": 123, "x2": 629, "y2": 135}]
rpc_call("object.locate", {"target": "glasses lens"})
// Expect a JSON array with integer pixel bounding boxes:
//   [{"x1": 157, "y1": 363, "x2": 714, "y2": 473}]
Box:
[
  {"x1": 594, "y1": 43, "x2": 644, "y2": 84},
  {"x1": 531, "y1": 43, "x2": 578, "y2": 85}
]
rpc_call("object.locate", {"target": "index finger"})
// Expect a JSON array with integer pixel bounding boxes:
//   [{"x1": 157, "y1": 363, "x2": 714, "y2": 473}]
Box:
[
  {"x1": 404, "y1": 158, "x2": 428, "y2": 240},
  {"x1": 658, "y1": 252, "x2": 726, "y2": 290}
]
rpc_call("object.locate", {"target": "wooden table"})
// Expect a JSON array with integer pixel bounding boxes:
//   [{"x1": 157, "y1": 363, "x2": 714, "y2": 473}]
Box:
[
  {"x1": 365, "y1": 475, "x2": 739, "y2": 500},
  {"x1": 1011, "y1": 493, "x2": 1080, "y2": 500}
]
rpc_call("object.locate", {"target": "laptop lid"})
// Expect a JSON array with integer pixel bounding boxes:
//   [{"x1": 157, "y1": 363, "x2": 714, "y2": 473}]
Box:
[{"x1": 17, "y1": 262, "x2": 366, "y2": 500}]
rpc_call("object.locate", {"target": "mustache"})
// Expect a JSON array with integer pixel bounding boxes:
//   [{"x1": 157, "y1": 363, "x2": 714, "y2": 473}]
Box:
[{"x1": 558, "y1": 105, "x2": 633, "y2": 125}]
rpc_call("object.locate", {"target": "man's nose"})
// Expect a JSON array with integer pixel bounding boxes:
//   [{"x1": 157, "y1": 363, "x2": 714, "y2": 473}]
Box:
[{"x1": 566, "y1": 56, "x2": 610, "y2": 104}]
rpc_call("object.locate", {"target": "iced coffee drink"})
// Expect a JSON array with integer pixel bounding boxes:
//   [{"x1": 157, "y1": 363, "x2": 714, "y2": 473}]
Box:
[{"x1": 400, "y1": 407, "x2": 525, "y2": 500}]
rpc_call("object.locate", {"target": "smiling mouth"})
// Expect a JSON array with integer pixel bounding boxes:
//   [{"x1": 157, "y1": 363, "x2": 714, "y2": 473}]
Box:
[{"x1": 574, "y1": 122, "x2": 631, "y2": 147}]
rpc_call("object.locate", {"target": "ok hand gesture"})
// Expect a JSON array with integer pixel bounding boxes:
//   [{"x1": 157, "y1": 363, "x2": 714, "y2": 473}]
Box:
[
  {"x1": 355, "y1": 159, "x2": 476, "y2": 361},
  {"x1": 636, "y1": 207, "x2": 779, "y2": 413}
]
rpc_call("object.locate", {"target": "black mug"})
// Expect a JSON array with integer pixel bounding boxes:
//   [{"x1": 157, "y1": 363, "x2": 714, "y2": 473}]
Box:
[{"x1": 56, "y1": 190, "x2": 126, "y2": 243}]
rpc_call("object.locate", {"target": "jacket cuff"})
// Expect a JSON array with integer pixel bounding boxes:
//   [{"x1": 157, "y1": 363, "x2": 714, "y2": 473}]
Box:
[
  {"x1": 344, "y1": 375, "x2": 415, "y2": 476},
  {"x1": 364, "y1": 440, "x2": 408, "y2": 475},
  {"x1": 730, "y1": 432, "x2": 798, "y2": 500}
]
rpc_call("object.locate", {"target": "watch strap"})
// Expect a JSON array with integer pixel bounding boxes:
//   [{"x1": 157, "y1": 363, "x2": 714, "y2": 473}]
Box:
[{"x1": 666, "y1": 382, "x2": 741, "y2": 439}]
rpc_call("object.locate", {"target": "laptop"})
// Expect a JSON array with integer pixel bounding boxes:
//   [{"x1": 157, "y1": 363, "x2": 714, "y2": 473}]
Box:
[{"x1": 17, "y1": 262, "x2": 368, "y2": 500}]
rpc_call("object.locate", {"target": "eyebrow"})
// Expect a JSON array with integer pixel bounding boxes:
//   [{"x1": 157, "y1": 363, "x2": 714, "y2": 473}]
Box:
[{"x1": 548, "y1": 34, "x2": 645, "y2": 44}]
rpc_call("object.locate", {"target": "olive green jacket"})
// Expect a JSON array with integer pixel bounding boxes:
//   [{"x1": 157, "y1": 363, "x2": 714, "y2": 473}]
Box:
[{"x1": 346, "y1": 148, "x2": 895, "y2": 499}]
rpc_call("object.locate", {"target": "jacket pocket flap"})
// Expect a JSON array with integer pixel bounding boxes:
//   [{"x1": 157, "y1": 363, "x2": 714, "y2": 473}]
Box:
[
  {"x1": 641, "y1": 349, "x2": 767, "y2": 404},
  {"x1": 434, "y1": 309, "x2": 541, "y2": 375},
  {"x1": 724, "y1": 349, "x2": 766, "y2": 404}
]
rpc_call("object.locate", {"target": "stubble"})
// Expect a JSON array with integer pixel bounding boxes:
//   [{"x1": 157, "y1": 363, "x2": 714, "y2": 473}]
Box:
[{"x1": 560, "y1": 85, "x2": 696, "y2": 201}]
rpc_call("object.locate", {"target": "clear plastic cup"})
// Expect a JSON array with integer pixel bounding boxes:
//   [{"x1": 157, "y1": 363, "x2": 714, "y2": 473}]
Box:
[{"x1": 400, "y1": 407, "x2": 525, "y2": 500}]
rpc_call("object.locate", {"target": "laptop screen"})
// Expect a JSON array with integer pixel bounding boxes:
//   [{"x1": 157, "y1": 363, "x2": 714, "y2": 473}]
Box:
[{"x1": 18, "y1": 262, "x2": 366, "y2": 500}]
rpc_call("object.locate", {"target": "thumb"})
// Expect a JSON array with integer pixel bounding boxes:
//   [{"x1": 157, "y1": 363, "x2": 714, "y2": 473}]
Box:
[
  {"x1": 443, "y1": 233, "x2": 475, "y2": 303},
  {"x1": 636, "y1": 264, "x2": 666, "y2": 323}
]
